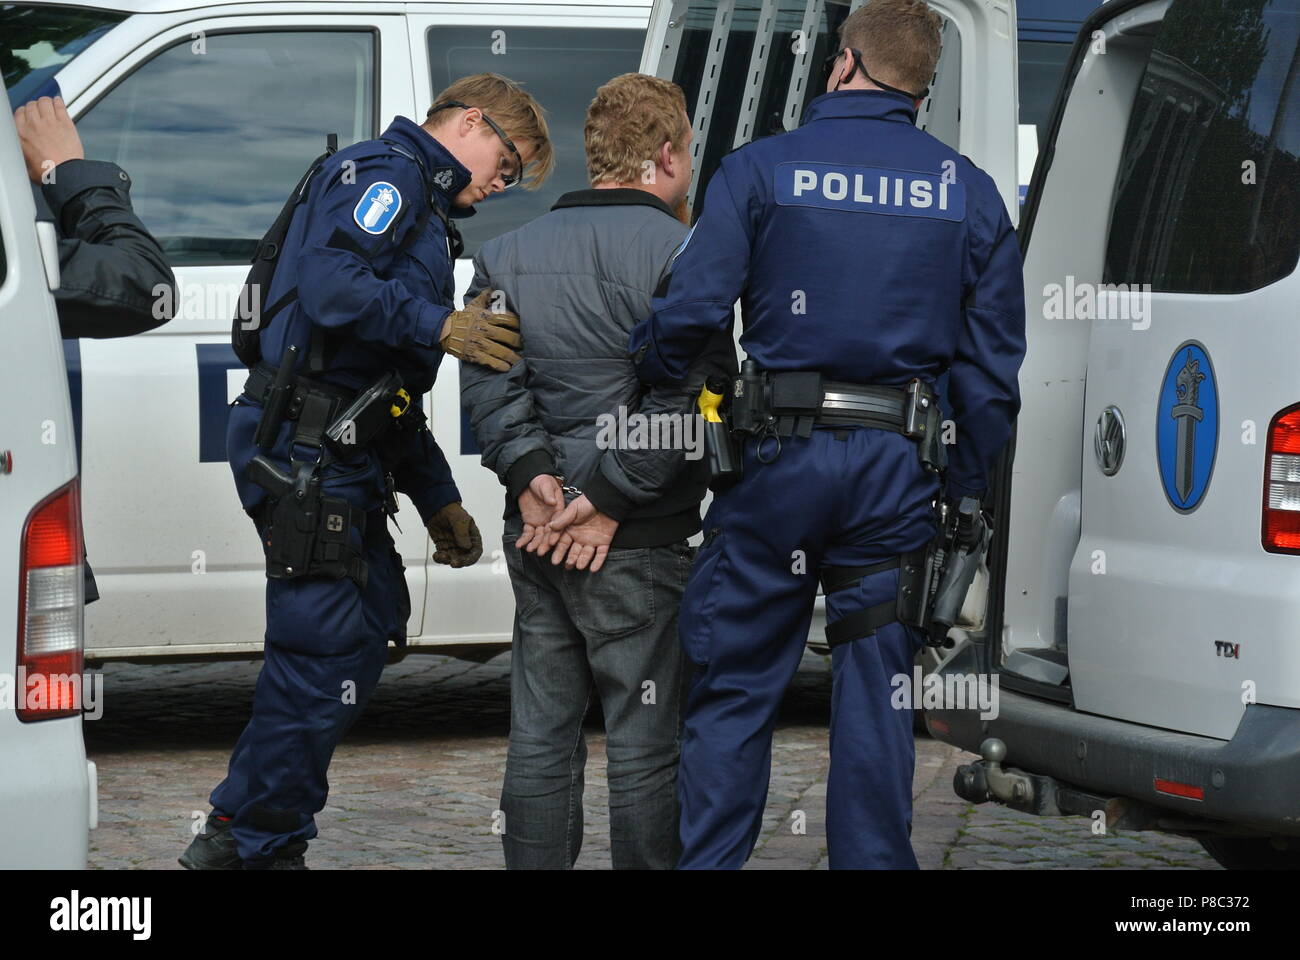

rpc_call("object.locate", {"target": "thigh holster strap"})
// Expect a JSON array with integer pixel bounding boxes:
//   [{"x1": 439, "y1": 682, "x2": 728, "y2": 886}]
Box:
[
  {"x1": 819, "y1": 557, "x2": 900, "y2": 595},
  {"x1": 820, "y1": 557, "x2": 902, "y2": 649},
  {"x1": 824, "y1": 599, "x2": 901, "y2": 649}
]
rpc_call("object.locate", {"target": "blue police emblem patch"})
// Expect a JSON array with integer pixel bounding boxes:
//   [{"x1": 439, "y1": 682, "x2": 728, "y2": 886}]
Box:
[
  {"x1": 775, "y1": 162, "x2": 966, "y2": 221},
  {"x1": 1156, "y1": 340, "x2": 1218, "y2": 513},
  {"x1": 353, "y1": 181, "x2": 402, "y2": 234}
]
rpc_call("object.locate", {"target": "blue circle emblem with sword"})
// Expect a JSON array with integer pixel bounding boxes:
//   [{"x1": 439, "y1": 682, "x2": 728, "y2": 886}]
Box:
[{"x1": 1156, "y1": 340, "x2": 1218, "y2": 513}]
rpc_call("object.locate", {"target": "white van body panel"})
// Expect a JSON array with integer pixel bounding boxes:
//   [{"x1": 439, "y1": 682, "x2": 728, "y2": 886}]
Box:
[{"x1": 1000, "y1": 1, "x2": 1166, "y2": 670}]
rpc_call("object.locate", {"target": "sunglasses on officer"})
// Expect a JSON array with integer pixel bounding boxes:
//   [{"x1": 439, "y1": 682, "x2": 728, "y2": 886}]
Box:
[
  {"x1": 822, "y1": 47, "x2": 930, "y2": 102},
  {"x1": 428, "y1": 99, "x2": 524, "y2": 189}
]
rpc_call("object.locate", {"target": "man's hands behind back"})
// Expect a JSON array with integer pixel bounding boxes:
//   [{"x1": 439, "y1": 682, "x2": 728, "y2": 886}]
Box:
[
  {"x1": 514, "y1": 477, "x2": 618, "y2": 573},
  {"x1": 546, "y1": 494, "x2": 618, "y2": 573}
]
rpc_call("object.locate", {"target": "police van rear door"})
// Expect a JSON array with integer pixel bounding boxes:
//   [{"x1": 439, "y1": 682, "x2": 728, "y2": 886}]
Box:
[
  {"x1": 1042, "y1": 0, "x2": 1300, "y2": 740},
  {"x1": 639, "y1": 0, "x2": 1020, "y2": 223}
]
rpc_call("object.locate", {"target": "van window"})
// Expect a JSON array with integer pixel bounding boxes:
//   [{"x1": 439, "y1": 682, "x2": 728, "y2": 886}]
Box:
[
  {"x1": 1, "y1": 4, "x2": 126, "y2": 108},
  {"x1": 76, "y1": 30, "x2": 376, "y2": 266},
  {"x1": 662, "y1": 1, "x2": 961, "y2": 221},
  {"x1": 1105, "y1": 0, "x2": 1300, "y2": 295},
  {"x1": 1018, "y1": 39, "x2": 1073, "y2": 148},
  {"x1": 426, "y1": 26, "x2": 644, "y2": 257},
  {"x1": 668, "y1": 1, "x2": 852, "y2": 220}
]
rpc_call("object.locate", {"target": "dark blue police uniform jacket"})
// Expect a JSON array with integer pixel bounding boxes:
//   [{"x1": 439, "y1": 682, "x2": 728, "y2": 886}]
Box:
[
  {"x1": 630, "y1": 90, "x2": 1026, "y2": 500},
  {"x1": 232, "y1": 115, "x2": 473, "y2": 524}
]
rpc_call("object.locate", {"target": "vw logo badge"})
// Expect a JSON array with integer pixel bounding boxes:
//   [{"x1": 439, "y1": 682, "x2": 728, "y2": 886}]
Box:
[{"x1": 1095, "y1": 405, "x2": 1126, "y2": 476}]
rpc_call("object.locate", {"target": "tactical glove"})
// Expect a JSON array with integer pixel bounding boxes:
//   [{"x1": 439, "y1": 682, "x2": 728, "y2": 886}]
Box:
[
  {"x1": 440, "y1": 289, "x2": 522, "y2": 371},
  {"x1": 427, "y1": 501, "x2": 483, "y2": 568}
]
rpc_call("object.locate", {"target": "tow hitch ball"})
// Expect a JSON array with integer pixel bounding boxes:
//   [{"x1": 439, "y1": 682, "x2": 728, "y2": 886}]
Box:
[{"x1": 953, "y1": 738, "x2": 1035, "y2": 807}]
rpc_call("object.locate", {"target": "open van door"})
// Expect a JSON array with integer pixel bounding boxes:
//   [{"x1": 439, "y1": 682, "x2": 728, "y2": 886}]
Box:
[
  {"x1": 1005, "y1": 0, "x2": 1300, "y2": 741},
  {"x1": 917, "y1": 0, "x2": 1300, "y2": 866},
  {"x1": 639, "y1": 0, "x2": 1020, "y2": 223}
]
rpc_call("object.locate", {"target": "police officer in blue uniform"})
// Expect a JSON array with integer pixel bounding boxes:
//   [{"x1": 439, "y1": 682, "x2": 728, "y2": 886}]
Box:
[
  {"x1": 180, "y1": 74, "x2": 554, "y2": 869},
  {"x1": 629, "y1": 0, "x2": 1026, "y2": 869}
]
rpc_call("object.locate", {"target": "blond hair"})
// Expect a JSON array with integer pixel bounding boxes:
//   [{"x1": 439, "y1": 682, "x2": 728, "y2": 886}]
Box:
[
  {"x1": 428, "y1": 73, "x2": 554, "y2": 189},
  {"x1": 584, "y1": 73, "x2": 689, "y2": 186},
  {"x1": 839, "y1": 0, "x2": 944, "y2": 96}
]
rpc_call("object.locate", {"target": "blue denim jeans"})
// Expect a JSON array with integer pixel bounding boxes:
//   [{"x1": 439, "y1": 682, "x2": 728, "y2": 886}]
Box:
[{"x1": 500, "y1": 533, "x2": 694, "y2": 869}]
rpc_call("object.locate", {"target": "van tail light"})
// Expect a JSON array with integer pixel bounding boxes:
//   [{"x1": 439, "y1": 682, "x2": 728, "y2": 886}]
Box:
[{"x1": 16, "y1": 480, "x2": 84, "y2": 722}]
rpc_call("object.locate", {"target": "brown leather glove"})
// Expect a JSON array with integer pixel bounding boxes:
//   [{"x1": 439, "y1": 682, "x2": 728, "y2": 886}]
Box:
[
  {"x1": 427, "y1": 501, "x2": 483, "y2": 568},
  {"x1": 440, "y1": 289, "x2": 522, "y2": 371}
]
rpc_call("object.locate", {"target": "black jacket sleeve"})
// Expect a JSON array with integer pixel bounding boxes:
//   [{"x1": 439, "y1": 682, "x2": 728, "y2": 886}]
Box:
[
  {"x1": 584, "y1": 328, "x2": 737, "y2": 521},
  {"x1": 39, "y1": 159, "x2": 177, "y2": 339}
]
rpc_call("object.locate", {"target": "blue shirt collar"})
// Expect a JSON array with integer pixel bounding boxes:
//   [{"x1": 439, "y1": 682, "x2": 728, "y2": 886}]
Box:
[
  {"x1": 801, "y1": 89, "x2": 918, "y2": 127},
  {"x1": 379, "y1": 115, "x2": 477, "y2": 218}
]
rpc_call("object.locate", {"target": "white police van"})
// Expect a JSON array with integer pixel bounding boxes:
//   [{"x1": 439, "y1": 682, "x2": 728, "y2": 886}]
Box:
[
  {"x1": 0, "y1": 89, "x2": 95, "y2": 868},
  {"x1": 12, "y1": 0, "x2": 1296, "y2": 871},
  {"x1": 952, "y1": 0, "x2": 1300, "y2": 870}
]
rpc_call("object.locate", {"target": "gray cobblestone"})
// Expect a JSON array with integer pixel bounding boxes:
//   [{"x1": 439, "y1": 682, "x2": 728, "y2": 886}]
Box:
[{"x1": 83, "y1": 650, "x2": 1219, "y2": 870}]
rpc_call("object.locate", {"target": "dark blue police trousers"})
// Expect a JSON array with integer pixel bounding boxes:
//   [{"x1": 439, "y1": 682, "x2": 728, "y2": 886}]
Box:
[
  {"x1": 677, "y1": 425, "x2": 937, "y2": 869},
  {"x1": 211, "y1": 401, "x2": 406, "y2": 863}
]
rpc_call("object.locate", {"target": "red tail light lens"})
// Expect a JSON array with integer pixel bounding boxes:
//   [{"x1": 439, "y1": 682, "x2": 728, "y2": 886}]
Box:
[{"x1": 16, "y1": 480, "x2": 84, "y2": 722}]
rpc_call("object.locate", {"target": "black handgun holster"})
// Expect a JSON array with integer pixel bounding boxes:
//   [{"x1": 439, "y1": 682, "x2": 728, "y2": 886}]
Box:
[{"x1": 257, "y1": 460, "x2": 370, "y2": 591}]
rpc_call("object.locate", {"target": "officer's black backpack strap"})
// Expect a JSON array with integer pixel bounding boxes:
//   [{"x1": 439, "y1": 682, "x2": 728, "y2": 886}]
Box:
[{"x1": 232, "y1": 134, "x2": 339, "y2": 367}]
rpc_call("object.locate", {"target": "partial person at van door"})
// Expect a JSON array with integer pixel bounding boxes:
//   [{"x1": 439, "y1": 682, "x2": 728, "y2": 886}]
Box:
[
  {"x1": 13, "y1": 93, "x2": 177, "y2": 604},
  {"x1": 461, "y1": 73, "x2": 736, "y2": 870},
  {"x1": 14, "y1": 95, "x2": 175, "y2": 339}
]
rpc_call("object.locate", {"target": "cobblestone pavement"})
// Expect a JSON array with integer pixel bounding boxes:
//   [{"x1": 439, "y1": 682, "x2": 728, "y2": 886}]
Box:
[{"x1": 83, "y1": 650, "x2": 1218, "y2": 870}]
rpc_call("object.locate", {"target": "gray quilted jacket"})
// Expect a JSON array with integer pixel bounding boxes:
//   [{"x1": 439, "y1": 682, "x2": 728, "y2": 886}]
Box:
[{"x1": 460, "y1": 188, "x2": 736, "y2": 547}]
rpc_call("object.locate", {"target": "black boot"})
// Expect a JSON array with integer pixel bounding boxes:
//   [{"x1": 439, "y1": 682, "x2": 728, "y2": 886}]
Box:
[{"x1": 178, "y1": 813, "x2": 241, "y2": 870}]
